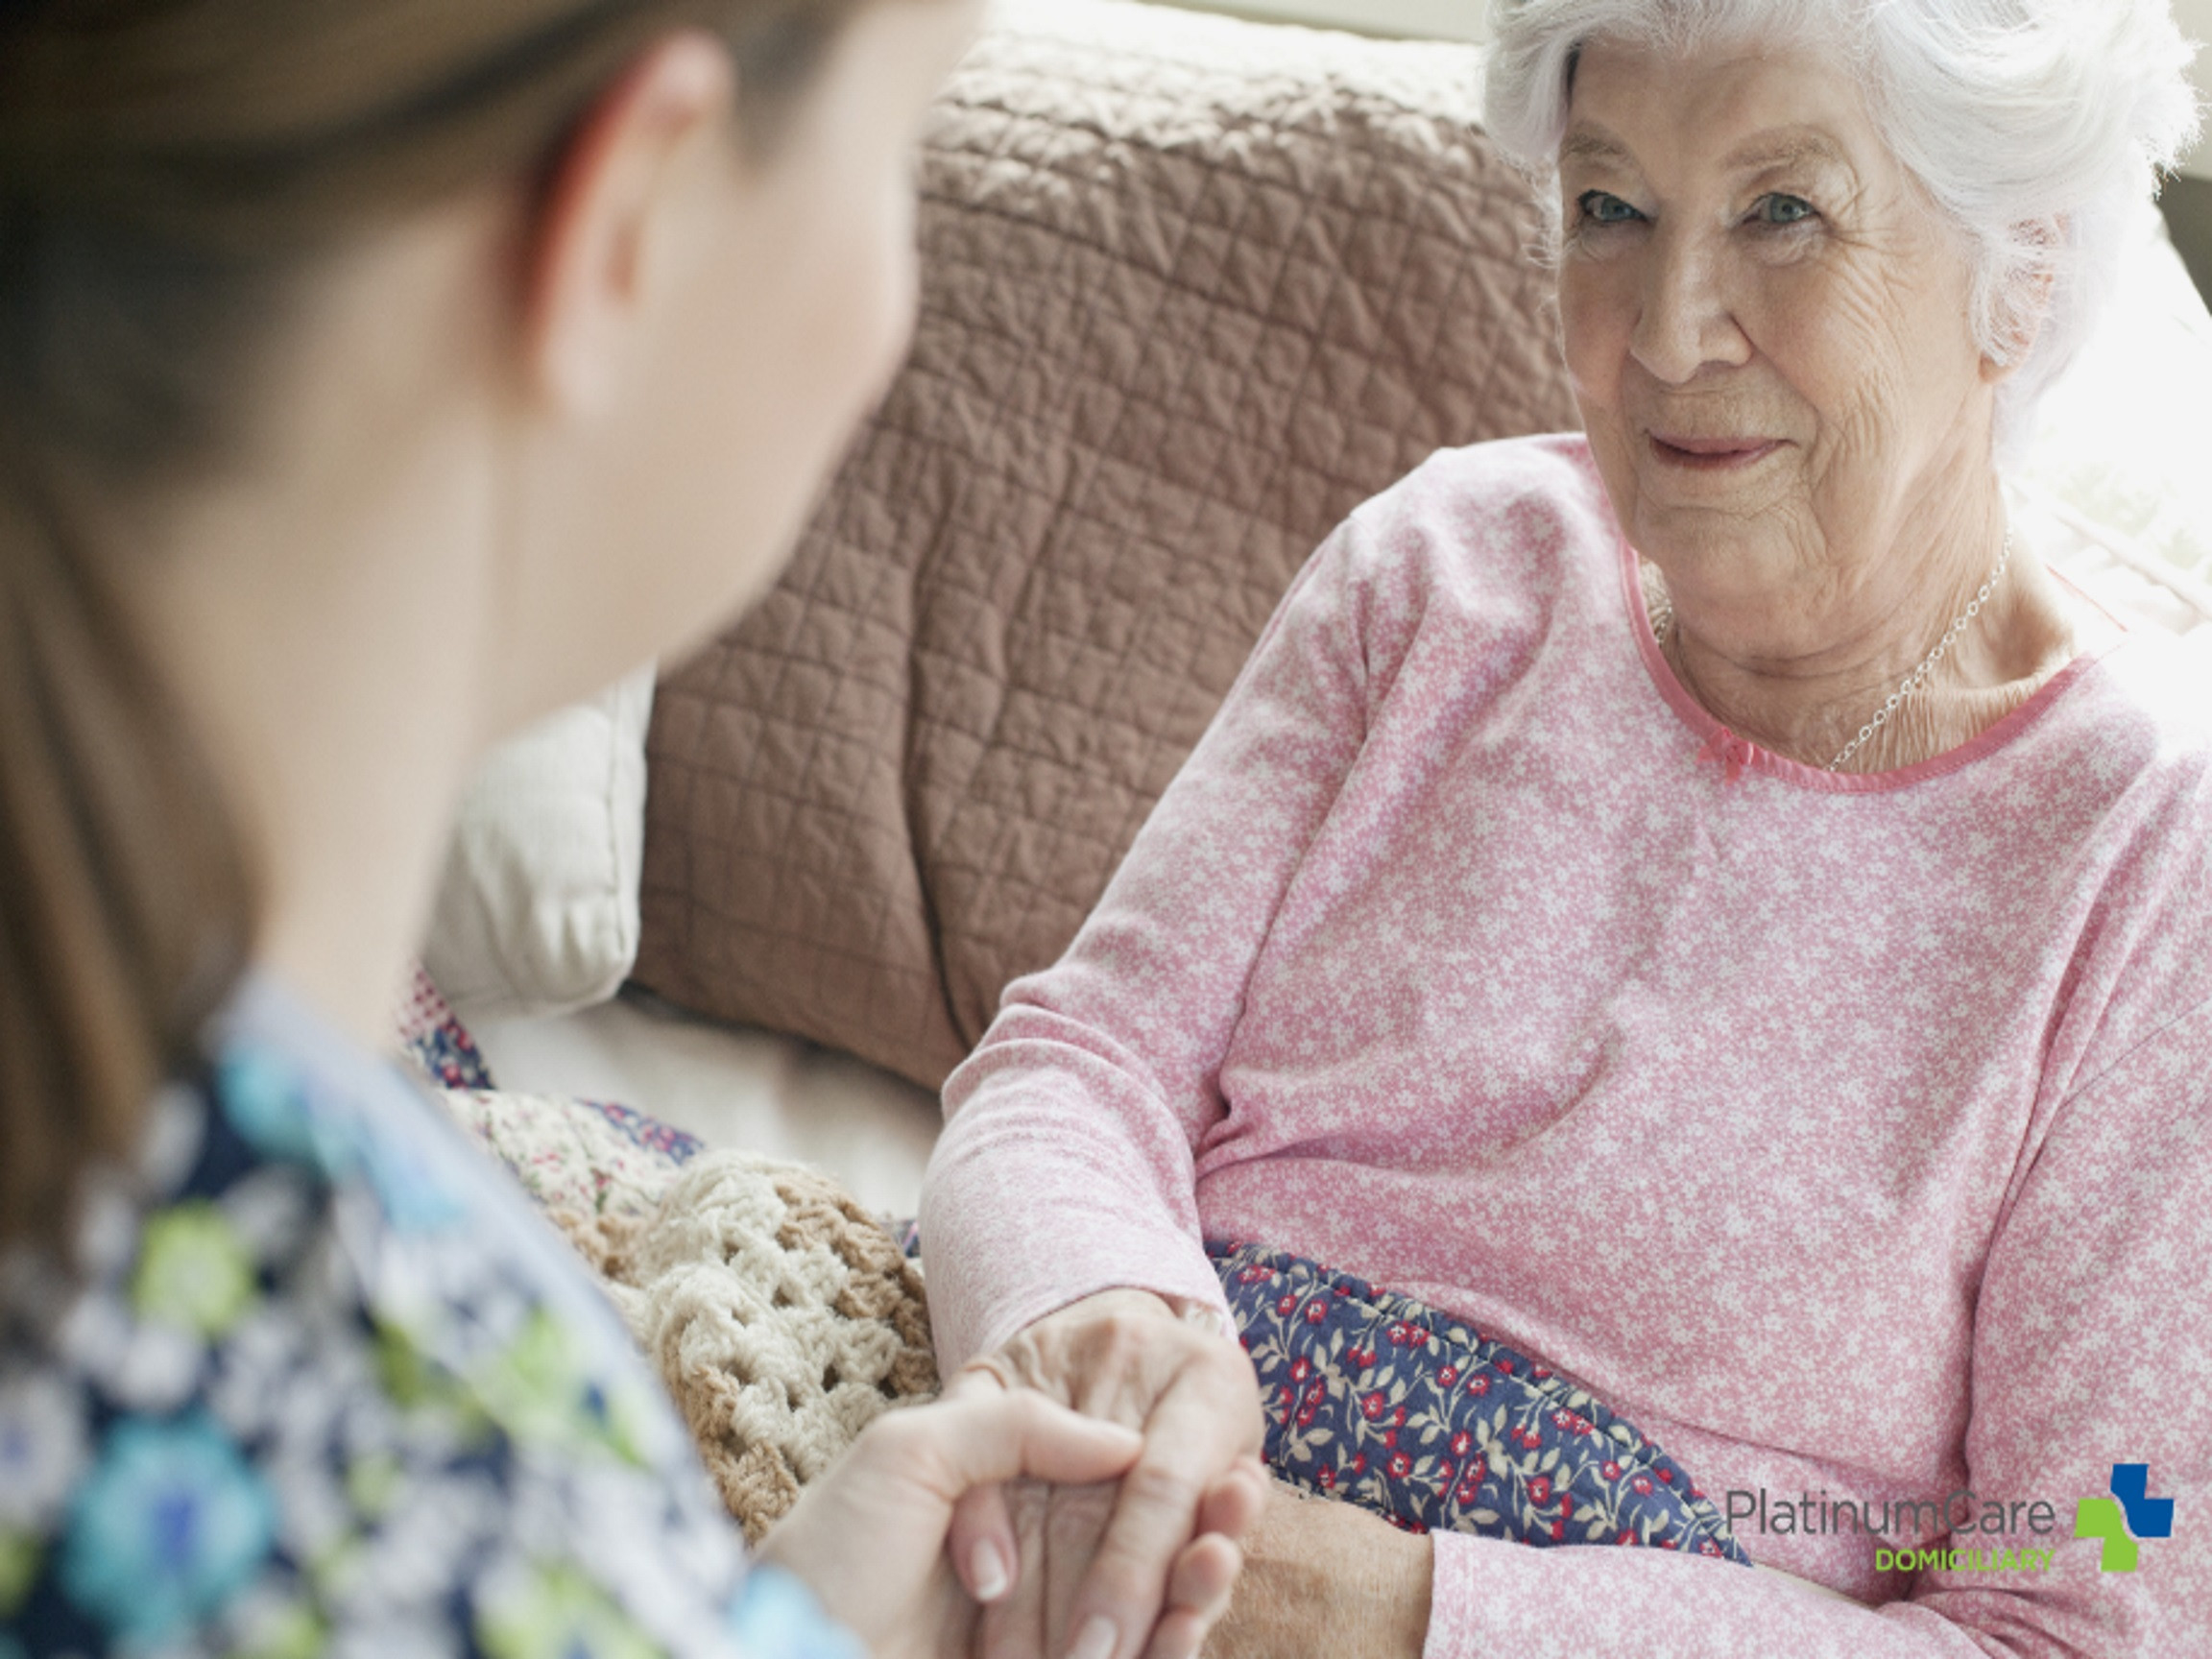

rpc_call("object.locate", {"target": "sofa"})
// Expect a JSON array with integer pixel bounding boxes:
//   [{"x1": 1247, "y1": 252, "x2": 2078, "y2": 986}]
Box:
[{"x1": 420, "y1": 0, "x2": 2212, "y2": 1225}]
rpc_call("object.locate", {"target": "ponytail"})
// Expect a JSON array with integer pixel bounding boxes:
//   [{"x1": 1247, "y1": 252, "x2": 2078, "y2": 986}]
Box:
[{"x1": 0, "y1": 424, "x2": 254, "y2": 1250}]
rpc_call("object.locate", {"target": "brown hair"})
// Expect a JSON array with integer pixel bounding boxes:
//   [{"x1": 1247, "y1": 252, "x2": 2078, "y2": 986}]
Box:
[{"x1": 0, "y1": 0, "x2": 865, "y2": 1249}]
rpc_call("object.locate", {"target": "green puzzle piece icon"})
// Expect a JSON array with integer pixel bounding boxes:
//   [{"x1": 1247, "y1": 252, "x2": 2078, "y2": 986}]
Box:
[{"x1": 2075, "y1": 1497, "x2": 2139, "y2": 1573}]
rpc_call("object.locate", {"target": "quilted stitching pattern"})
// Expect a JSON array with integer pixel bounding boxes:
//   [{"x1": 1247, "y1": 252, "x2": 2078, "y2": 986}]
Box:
[{"x1": 637, "y1": 0, "x2": 1579, "y2": 1087}]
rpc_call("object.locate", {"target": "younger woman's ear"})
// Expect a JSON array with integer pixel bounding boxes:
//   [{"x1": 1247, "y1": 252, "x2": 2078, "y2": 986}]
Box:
[
  {"x1": 520, "y1": 31, "x2": 737, "y2": 416},
  {"x1": 1982, "y1": 216, "x2": 2063, "y2": 384}
]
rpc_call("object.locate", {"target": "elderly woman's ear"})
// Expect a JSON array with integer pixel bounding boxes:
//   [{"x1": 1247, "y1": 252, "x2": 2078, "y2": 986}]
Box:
[{"x1": 1980, "y1": 217, "x2": 2066, "y2": 384}]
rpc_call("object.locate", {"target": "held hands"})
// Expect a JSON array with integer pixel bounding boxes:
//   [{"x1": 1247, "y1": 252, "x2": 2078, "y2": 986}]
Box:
[
  {"x1": 757, "y1": 1388, "x2": 1148, "y2": 1659},
  {"x1": 758, "y1": 1293, "x2": 1430, "y2": 1659},
  {"x1": 945, "y1": 1289, "x2": 1270, "y2": 1659}
]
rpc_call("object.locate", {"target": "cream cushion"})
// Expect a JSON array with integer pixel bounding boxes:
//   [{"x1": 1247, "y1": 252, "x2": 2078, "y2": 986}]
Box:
[{"x1": 423, "y1": 663, "x2": 656, "y2": 1018}]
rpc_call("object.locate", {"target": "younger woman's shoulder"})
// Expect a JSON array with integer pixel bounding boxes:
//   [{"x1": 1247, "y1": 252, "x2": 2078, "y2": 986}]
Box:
[{"x1": 0, "y1": 976, "x2": 747, "y2": 1658}]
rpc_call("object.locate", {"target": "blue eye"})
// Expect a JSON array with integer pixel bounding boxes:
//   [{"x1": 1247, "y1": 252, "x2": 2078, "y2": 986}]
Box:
[
  {"x1": 1755, "y1": 194, "x2": 1816, "y2": 227},
  {"x1": 1576, "y1": 190, "x2": 1644, "y2": 227}
]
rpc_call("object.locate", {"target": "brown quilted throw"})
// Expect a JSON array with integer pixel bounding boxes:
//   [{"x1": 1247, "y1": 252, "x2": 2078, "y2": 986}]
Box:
[{"x1": 637, "y1": 0, "x2": 1579, "y2": 1087}]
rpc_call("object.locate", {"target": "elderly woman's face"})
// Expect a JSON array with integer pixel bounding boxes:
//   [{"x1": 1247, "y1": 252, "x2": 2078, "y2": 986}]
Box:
[{"x1": 1555, "y1": 37, "x2": 2003, "y2": 637}]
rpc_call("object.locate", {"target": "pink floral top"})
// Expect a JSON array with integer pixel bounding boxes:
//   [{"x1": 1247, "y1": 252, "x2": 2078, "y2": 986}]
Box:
[{"x1": 919, "y1": 435, "x2": 2212, "y2": 1654}]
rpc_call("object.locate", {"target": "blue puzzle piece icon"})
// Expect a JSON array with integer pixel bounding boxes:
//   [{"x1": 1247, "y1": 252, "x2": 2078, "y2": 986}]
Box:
[{"x1": 2110, "y1": 1465, "x2": 2174, "y2": 1539}]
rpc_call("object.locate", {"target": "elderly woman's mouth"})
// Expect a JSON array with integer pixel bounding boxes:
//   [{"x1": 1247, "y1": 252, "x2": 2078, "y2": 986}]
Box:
[{"x1": 1648, "y1": 435, "x2": 1786, "y2": 470}]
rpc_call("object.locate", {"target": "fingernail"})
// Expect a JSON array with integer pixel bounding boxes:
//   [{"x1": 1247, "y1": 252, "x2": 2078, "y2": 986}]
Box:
[
  {"x1": 970, "y1": 1539, "x2": 1011, "y2": 1602},
  {"x1": 1065, "y1": 1615, "x2": 1118, "y2": 1659}
]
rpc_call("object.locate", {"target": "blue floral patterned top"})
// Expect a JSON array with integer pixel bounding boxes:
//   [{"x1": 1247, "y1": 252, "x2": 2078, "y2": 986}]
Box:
[{"x1": 0, "y1": 976, "x2": 864, "y2": 1659}]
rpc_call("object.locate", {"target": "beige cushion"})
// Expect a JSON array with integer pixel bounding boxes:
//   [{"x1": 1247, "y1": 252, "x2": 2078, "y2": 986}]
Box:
[
  {"x1": 425, "y1": 664, "x2": 656, "y2": 1018},
  {"x1": 634, "y1": 0, "x2": 1579, "y2": 1086}
]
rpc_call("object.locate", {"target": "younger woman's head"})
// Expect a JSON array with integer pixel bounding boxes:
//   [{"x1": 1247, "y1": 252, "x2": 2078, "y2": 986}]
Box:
[{"x1": 0, "y1": 0, "x2": 979, "y2": 1245}]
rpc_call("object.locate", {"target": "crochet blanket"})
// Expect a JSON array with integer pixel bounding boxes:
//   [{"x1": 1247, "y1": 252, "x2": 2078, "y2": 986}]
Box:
[
  {"x1": 397, "y1": 967, "x2": 937, "y2": 1540},
  {"x1": 433, "y1": 1085, "x2": 939, "y2": 1543}
]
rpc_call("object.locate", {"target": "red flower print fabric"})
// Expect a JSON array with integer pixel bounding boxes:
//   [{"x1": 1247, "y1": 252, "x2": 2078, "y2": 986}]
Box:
[{"x1": 1212, "y1": 1240, "x2": 1748, "y2": 1563}]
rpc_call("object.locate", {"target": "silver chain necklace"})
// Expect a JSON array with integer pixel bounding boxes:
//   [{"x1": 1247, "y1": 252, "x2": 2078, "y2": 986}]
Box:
[{"x1": 1647, "y1": 529, "x2": 2014, "y2": 773}]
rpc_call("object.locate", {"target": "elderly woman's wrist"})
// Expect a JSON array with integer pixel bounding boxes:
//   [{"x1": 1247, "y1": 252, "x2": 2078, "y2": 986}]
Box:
[
  {"x1": 1208, "y1": 1487, "x2": 1432, "y2": 1659},
  {"x1": 1036, "y1": 1284, "x2": 1236, "y2": 1342},
  {"x1": 1312, "y1": 1513, "x2": 1431, "y2": 1659},
  {"x1": 1337, "y1": 1512, "x2": 1432, "y2": 1659},
  {"x1": 1373, "y1": 1518, "x2": 1434, "y2": 1659}
]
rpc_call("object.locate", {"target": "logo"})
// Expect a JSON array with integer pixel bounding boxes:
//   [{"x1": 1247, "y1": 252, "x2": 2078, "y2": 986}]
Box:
[
  {"x1": 2074, "y1": 1463, "x2": 2174, "y2": 1573},
  {"x1": 1725, "y1": 1464, "x2": 2176, "y2": 1578}
]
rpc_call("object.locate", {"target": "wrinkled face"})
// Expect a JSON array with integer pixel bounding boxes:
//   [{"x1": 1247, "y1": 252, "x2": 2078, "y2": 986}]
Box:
[{"x1": 1555, "y1": 36, "x2": 2004, "y2": 649}]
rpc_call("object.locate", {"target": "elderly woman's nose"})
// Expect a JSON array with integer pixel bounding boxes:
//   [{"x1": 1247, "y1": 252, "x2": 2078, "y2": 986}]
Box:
[{"x1": 1628, "y1": 230, "x2": 1751, "y2": 385}]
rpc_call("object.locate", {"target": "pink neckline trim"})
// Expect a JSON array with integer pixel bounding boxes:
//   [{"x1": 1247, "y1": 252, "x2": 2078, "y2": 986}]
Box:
[{"x1": 1614, "y1": 536, "x2": 2120, "y2": 794}]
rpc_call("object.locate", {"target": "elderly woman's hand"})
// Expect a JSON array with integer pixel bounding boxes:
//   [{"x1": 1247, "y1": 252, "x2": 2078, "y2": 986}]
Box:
[
  {"x1": 1203, "y1": 1483, "x2": 1431, "y2": 1659},
  {"x1": 756, "y1": 1388, "x2": 1147, "y2": 1659},
  {"x1": 945, "y1": 1289, "x2": 1269, "y2": 1659}
]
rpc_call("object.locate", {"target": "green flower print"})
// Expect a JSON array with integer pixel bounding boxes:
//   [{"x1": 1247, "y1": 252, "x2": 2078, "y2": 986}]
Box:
[
  {"x1": 232, "y1": 1595, "x2": 326, "y2": 1659},
  {"x1": 58, "y1": 1412, "x2": 277, "y2": 1647},
  {"x1": 345, "y1": 1451, "x2": 404, "y2": 1521},
  {"x1": 0, "y1": 1532, "x2": 38, "y2": 1619},
  {"x1": 472, "y1": 1309, "x2": 648, "y2": 1466},
  {"x1": 133, "y1": 1203, "x2": 258, "y2": 1336},
  {"x1": 477, "y1": 1563, "x2": 662, "y2": 1659},
  {"x1": 373, "y1": 1305, "x2": 653, "y2": 1471}
]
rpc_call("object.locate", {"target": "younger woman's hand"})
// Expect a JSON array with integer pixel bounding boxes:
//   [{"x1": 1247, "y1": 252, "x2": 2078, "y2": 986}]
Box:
[{"x1": 756, "y1": 1389, "x2": 1147, "y2": 1659}]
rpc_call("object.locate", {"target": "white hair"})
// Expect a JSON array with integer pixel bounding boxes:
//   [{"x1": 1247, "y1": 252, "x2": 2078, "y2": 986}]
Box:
[{"x1": 1482, "y1": 0, "x2": 2203, "y2": 451}]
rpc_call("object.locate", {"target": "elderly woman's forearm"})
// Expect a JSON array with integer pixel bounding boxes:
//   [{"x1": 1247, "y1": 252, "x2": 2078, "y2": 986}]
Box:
[
  {"x1": 919, "y1": 1014, "x2": 1231, "y2": 1367},
  {"x1": 919, "y1": 519, "x2": 1380, "y2": 1370}
]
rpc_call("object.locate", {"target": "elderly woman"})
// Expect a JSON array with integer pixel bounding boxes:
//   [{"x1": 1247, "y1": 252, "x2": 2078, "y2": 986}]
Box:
[{"x1": 920, "y1": 0, "x2": 2211, "y2": 1653}]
